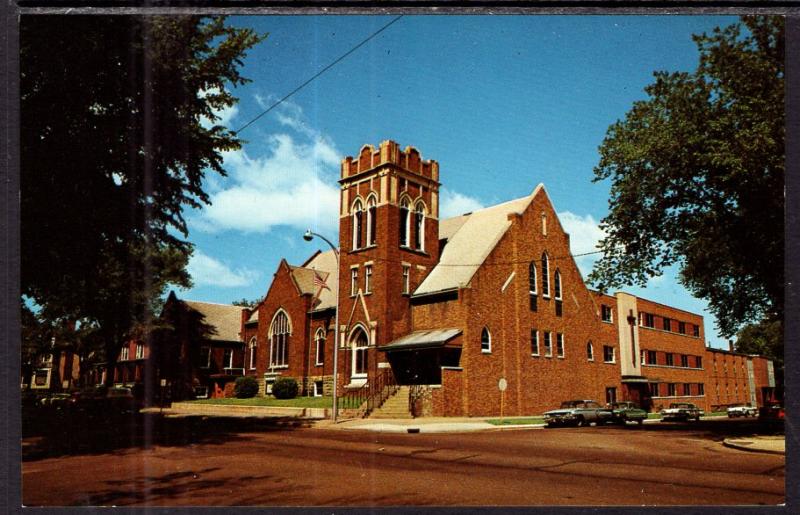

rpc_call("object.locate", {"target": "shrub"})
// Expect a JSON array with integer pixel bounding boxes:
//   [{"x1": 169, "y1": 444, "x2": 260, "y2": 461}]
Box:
[
  {"x1": 234, "y1": 376, "x2": 259, "y2": 398},
  {"x1": 272, "y1": 377, "x2": 299, "y2": 399}
]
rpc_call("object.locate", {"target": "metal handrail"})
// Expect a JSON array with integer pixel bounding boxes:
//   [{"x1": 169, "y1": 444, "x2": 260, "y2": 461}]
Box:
[{"x1": 338, "y1": 367, "x2": 398, "y2": 417}]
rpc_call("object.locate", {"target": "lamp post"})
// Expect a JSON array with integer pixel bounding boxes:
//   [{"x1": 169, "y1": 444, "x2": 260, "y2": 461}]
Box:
[{"x1": 303, "y1": 229, "x2": 340, "y2": 422}]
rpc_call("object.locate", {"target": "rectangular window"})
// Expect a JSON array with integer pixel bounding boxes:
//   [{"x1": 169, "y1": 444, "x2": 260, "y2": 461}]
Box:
[
  {"x1": 555, "y1": 299, "x2": 562, "y2": 317},
  {"x1": 692, "y1": 324, "x2": 700, "y2": 337},
  {"x1": 668, "y1": 383, "x2": 677, "y2": 396},
  {"x1": 314, "y1": 380, "x2": 324, "y2": 397},
  {"x1": 135, "y1": 343, "x2": 144, "y2": 359},
  {"x1": 544, "y1": 331, "x2": 552, "y2": 357},
  {"x1": 556, "y1": 333, "x2": 564, "y2": 358},
  {"x1": 402, "y1": 265, "x2": 410, "y2": 294},
  {"x1": 315, "y1": 336, "x2": 325, "y2": 366},
  {"x1": 643, "y1": 313, "x2": 655, "y2": 328},
  {"x1": 528, "y1": 263, "x2": 537, "y2": 312},
  {"x1": 601, "y1": 304, "x2": 612, "y2": 323},
  {"x1": 223, "y1": 348, "x2": 234, "y2": 369},
  {"x1": 529, "y1": 292, "x2": 538, "y2": 312},
  {"x1": 647, "y1": 350, "x2": 657, "y2": 365},
  {"x1": 350, "y1": 267, "x2": 358, "y2": 296},
  {"x1": 680, "y1": 354, "x2": 689, "y2": 368},
  {"x1": 603, "y1": 345, "x2": 615, "y2": 363},
  {"x1": 649, "y1": 382, "x2": 660, "y2": 397},
  {"x1": 530, "y1": 329, "x2": 539, "y2": 356},
  {"x1": 683, "y1": 383, "x2": 691, "y2": 396},
  {"x1": 665, "y1": 353, "x2": 674, "y2": 366},
  {"x1": 696, "y1": 356, "x2": 703, "y2": 369},
  {"x1": 698, "y1": 383, "x2": 705, "y2": 396},
  {"x1": 678, "y1": 321, "x2": 686, "y2": 334},
  {"x1": 364, "y1": 265, "x2": 372, "y2": 294},
  {"x1": 663, "y1": 317, "x2": 671, "y2": 332},
  {"x1": 119, "y1": 346, "x2": 129, "y2": 361},
  {"x1": 200, "y1": 346, "x2": 211, "y2": 368},
  {"x1": 605, "y1": 387, "x2": 617, "y2": 405}
]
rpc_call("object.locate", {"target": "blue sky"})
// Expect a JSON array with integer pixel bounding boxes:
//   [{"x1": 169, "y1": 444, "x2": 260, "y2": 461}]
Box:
[{"x1": 179, "y1": 15, "x2": 741, "y2": 349}]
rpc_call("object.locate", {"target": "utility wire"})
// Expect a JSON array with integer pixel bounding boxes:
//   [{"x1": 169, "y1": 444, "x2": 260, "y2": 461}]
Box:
[{"x1": 233, "y1": 15, "x2": 404, "y2": 136}]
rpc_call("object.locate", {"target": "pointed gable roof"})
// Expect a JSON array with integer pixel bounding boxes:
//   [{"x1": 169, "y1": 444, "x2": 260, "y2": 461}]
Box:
[
  {"x1": 415, "y1": 185, "x2": 544, "y2": 296},
  {"x1": 293, "y1": 249, "x2": 338, "y2": 311}
]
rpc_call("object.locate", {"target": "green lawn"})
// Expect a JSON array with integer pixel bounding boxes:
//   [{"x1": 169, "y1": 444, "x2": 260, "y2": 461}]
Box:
[
  {"x1": 185, "y1": 396, "x2": 332, "y2": 409},
  {"x1": 486, "y1": 417, "x2": 545, "y2": 426}
]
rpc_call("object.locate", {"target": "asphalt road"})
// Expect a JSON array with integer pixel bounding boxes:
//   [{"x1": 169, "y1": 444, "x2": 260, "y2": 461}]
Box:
[{"x1": 22, "y1": 417, "x2": 785, "y2": 507}]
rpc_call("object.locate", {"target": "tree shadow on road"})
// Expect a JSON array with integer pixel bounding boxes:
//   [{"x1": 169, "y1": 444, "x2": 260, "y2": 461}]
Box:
[{"x1": 22, "y1": 411, "x2": 313, "y2": 461}]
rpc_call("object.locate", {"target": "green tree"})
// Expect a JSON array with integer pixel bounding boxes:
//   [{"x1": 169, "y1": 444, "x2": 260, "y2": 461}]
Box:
[
  {"x1": 231, "y1": 298, "x2": 261, "y2": 308},
  {"x1": 589, "y1": 17, "x2": 784, "y2": 345},
  {"x1": 21, "y1": 15, "x2": 265, "y2": 383}
]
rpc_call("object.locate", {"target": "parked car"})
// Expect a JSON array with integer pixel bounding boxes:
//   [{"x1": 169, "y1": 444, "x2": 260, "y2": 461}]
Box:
[
  {"x1": 69, "y1": 386, "x2": 140, "y2": 414},
  {"x1": 544, "y1": 400, "x2": 609, "y2": 427},
  {"x1": 602, "y1": 401, "x2": 647, "y2": 425},
  {"x1": 661, "y1": 402, "x2": 703, "y2": 422},
  {"x1": 726, "y1": 404, "x2": 758, "y2": 418}
]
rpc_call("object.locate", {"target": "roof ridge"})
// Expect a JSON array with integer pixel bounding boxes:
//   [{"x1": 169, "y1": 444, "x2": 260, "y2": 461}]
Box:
[{"x1": 183, "y1": 300, "x2": 240, "y2": 308}]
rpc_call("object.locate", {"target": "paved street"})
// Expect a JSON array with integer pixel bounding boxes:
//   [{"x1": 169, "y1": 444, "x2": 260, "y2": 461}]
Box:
[{"x1": 22, "y1": 416, "x2": 785, "y2": 507}]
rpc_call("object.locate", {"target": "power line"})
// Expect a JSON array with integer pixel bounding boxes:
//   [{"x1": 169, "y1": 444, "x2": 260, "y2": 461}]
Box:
[{"x1": 233, "y1": 15, "x2": 404, "y2": 136}]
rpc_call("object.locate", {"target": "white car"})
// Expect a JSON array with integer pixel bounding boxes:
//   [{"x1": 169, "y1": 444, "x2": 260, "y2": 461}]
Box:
[{"x1": 726, "y1": 405, "x2": 757, "y2": 418}]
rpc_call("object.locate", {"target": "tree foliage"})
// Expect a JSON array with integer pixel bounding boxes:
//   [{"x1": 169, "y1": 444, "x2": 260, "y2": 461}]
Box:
[
  {"x1": 231, "y1": 298, "x2": 261, "y2": 308},
  {"x1": 21, "y1": 16, "x2": 264, "y2": 379},
  {"x1": 589, "y1": 16, "x2": 784, "y2": 340}
]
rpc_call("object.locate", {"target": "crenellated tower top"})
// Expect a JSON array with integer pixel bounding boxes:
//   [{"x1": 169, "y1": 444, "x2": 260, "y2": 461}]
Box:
[{"x1": 340, "y1": 140, "x2": 439, "y2": 183}]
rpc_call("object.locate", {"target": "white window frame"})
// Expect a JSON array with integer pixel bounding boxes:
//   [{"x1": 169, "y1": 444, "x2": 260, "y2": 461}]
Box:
[
  {"x1": 481, "y1": 327, "x2": 492, "y2": 354},
  {"x1": 399, "y1": 197, "x2": 411, "y2": 247},
  {"x1": 531, "y1": 329, "x2": 539, "y2": 356},
  {"x1": 135, "y1": 343, "x2": 144, "y2": 359},
  {"x1": 350, "y1": 267, "x2": 359, "y2": 297},
  {"x1": 402, "y1": 264, "x2": 410, "y2": 294},
  {"x1": 119, "y1": 346, "x2": 129, "y2": 361},
  {"x1": 364, "y1": 264, "x2": 373, "y2": 294},
  {"x1": 366, "y1": 195, "x2": 377, "y2": 246},
  {"x1": 352, "y1": 198, "x2": 364, "y2": 250},
  {"x1": 223, "y1": 348, "x2": 234, "y2": 369},
  {"x1": 414, "y1": 201, "x2": 426, "y2": 251},
  {"x1": 269, "y1": 310, "x2": 291, "y2": 369},
  {"x1": 249, "y1": 337, "x2": 257, "y2": 370},
  {"x1": 350, "y1": 327, "x2": 369, "y2": 379},
  {"x1": 603, "y1": 345, "x2": 616, "y2": 363},
  {"x1": 200, "y1": 346, "x2": 211, "y2": 368},
  {"x1": 315, "y1": 328, "x2": 325, "y2": 366},
  {"x1": 587, "y1": 341, "x2": 594, "y2": 361},
  {"x1": 541, "y1": 252, "x2": 550, "y2": 298},
  {"x1": 556, "y1": 333, "x2": 564, "y2": 358},
  {"x1": 601, "y1": 304, "x2": 613, "y2": 323},
  {"x1": 554, "y1": 269, "x2": 562, "y2": 300},
  {"x1": 544, "y1": 331, "x2": 552, "y2": 357}
]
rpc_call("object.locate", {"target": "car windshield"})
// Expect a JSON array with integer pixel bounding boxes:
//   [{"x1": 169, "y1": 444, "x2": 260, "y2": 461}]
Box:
[
  {"x1": 670, "y1": 403, "x2": 690, "y2": 408},
  {"x1": 560, "y1": 401, "x2": 579, "y2": 408}
]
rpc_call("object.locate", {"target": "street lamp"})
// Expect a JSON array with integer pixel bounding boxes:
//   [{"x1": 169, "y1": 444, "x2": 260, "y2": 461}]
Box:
[{"x1": 303, "y1": 229, "x2": 340, "y2": 422}]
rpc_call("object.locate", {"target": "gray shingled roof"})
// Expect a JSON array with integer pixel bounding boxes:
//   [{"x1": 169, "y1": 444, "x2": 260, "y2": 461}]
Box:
[
  {"x1": 183, "y1": 300, "x2": 243, "y2": 342},
  {"x1": 416, "y1": 186, "x2": 541, "y2": 296},
  {"x1": 297, "y1": 249, "x2": 338, "y2": 311}
]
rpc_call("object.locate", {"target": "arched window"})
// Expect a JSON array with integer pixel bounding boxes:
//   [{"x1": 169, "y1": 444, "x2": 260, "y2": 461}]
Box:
[
  {"x1": 314, "y1": 328, "x2": 325, "y2": 366},
  {"x1": 481, "y1": 327, "x2": 491, "y2": 353},
  {"x1": 414, "y1": 202, "x2": 426, "y2": 250},
  {"x1": 269, "y1": 310, "x2": 291, "y2": 368},
  {"x1": 248, "y1": 337, "x2": 257, "y2": 370},
  {"x1": 554, "y1": 269, "x2": 562, "y2": 300},
  {"x1": 366, "y1": 196, "x2": 377, "y2": 246},
  {"x1": 541, "y1": 252, "x2": 550, "y2": 297},
  {"x1": 352, "y1": 199, "x2": 364, "y2": 250},
  {"x1": 528, "y1": 261, "x2": 537, "y2": 311},
  {"x1": 587, "y1": 341, "x2": 594, "y2": 361},
  {"x1": 350, "y1": 327, "x2": 369, "y2": 378},
  {"x1": 399, "y1": 197, "x2": 410, "y2": 247}
]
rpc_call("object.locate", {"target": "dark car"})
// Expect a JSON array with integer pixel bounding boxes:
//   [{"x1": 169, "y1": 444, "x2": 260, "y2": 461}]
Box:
[
  {"x1": 603, "y1": 401, "x2": 647, "y2": 425},
  {"x1": 70, "y1": 387, "x2": 140, "y2": 415},
  {"x1": 758, "y1": 404, "x2": 784, "y2": 425}
]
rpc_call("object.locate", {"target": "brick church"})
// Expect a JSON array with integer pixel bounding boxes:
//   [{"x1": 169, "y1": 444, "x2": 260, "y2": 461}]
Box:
[{"x1": 222, "y1": 140, "x2": 777, "y2": 417}]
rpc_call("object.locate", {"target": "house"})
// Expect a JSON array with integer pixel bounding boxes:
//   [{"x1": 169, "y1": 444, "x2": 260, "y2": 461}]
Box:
[{"x1": 237, "y1": 140, "x2": 774, "y2": 416}]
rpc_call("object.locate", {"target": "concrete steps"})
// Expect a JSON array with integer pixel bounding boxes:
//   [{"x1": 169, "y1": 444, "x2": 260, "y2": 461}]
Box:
[{"x1": 369, "y1": 386, "x2": 412, "y2": 419}]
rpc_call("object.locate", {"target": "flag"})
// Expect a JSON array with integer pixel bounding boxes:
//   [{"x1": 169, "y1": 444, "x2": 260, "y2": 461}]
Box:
[{"x1": 313, "y1": 270, "x2": 330, "y2": 291}]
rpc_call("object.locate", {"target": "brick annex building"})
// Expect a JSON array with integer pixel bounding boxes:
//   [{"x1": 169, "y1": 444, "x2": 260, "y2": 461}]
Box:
[{"x1": 220, "y1": 140, "x2": 776, "y2": 417}]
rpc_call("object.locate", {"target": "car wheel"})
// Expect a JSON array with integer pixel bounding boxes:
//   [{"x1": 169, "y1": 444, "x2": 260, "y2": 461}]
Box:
[
  {"x1": 575, "y1": 417, "x2": 586, "y2": 427},
  {"x1": 637, "y1": 418, "x2": 644, "y2": 425}
]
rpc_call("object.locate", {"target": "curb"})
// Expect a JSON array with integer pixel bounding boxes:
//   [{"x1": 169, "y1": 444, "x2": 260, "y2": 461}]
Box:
[{"x1": 722, "y1": 438, "x2": 785, "y2": 456}]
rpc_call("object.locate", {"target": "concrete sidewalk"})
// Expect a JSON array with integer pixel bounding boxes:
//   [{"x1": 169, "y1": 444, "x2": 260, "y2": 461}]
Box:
[
  {"x1": 722, "y1": 435, "x2": 785, "y2": 455},
  {"x1": 316, "y1": 416, "x2": 543, "y2": 433}
]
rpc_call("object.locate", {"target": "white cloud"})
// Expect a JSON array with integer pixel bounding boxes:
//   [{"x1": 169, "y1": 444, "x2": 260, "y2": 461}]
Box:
[
  {"x1": 440, "y1": 188, "x2": 484, "y2": 219},
  {"x1": 557, "y1": 211, "x2": 606, "y2": 276},
  {"x1": 198, "y1": 88, "x2": 239, "y2": 130},
  {"x1": 187, "y1": 250, "x2": 259, "y2": 288},
  {"x1": 191, "y1": 100, "x2": 341, "y2": 234}
]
